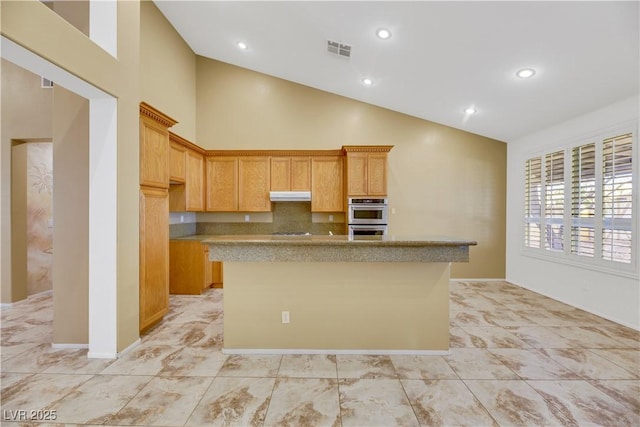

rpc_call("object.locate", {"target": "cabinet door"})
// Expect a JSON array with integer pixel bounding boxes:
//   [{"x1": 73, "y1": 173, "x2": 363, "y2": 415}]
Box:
[
  {"x1": 291, "y1": 157, "x2": 311, "y2": 191},
  {"x1": 203, "y1": 246, "x2": 213, "y2": 291},
  {"x1": 367, "y1": 153, "x2": 388, "y2": 196},
  {"x1": 140, "y1": 116, "x2": 170, "y2": 188},
  {"x1": 270, "y1": 157, "x2": 291, "y2": 191},
  {"x1": 206, "y1": 157, "x2": 238, "y2": 211},
  {"x1": 140, "y1": 187, "x2": 169, "y2": 332},
  {"x1": 346, "y1": 153, "x2": 368, "y2": 196},
  {"x1": 311, "y1": 156, "x2": 343, "y2": 212},
  {"x1": 169, "y1": 141, "x2": 186, "y2": 183},
  {"x1": 185, "y1": 150, "x2": 204, "y2": 211},
  {"x1": 239, "y1": 157, "x2": 271, "y2": 212}
]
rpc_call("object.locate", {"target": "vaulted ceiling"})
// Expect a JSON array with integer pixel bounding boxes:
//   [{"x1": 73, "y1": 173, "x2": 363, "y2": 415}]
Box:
[{"x1": 155, "y1": 1, "x2": 639, "y2": 142}]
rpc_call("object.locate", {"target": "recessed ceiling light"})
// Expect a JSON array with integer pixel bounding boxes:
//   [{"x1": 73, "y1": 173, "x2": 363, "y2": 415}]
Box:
[
  {"x1": 237, "y1": 41, "x2": 248, "y2": 50},
  {"x1": 516, "y1": 68, "x2": 536, "y2": 78},
  {"x1": 376, "y1": 28, "x2": 392, "y2": 40},
  {"x1": 362, "y1": 78, "x2": 374, "y2": 86},
  {"x1": 464, "y1": 107, "x2": 477, "y2": 115}
]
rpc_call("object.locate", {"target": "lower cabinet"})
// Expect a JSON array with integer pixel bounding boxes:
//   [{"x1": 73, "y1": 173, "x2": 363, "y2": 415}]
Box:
[
  {"x1": 170, "y1": 239, "x2": 223, "y2": 294},
  {"x1": 139, "y1": 186, "x2": 169, "y2": 333}
]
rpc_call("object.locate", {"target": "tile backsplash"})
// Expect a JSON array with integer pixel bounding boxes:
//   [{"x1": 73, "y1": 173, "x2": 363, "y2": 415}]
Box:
[{"x1": 170, "y1": 202, "x2": 345, "y2": 237}]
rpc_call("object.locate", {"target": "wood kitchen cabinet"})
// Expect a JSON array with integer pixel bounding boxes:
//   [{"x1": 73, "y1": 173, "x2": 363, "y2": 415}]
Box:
[
  {"x1": 343, "y1": 146, "x2": 393, "y2": 196},
  {"x1": 206, "y1": 157, "x2": 238, "y2": 211},
  {"x1": 238, "y1": 157, "x2": 271, "y2": 211},
  {"x1": 139, "y1": 186, "x2": 170, "y2": 332},
  {"x1": 206, "y1": 156, "x2": 271, "y2": 212},
  {"x1": 140, "y1": 102, "x2": 176, "y2": 188},
  {"x1": 311, "y1": 156, "x2": 343, "y2": 212},
  {"x1": 170, "y1": 240, "x2": 223, "y2": 295},
  {"x1": 139, "y1": 103, "x2": 176, "y2": 334},
  {"x1": 169, "y1": 148, "x2": 205, "y2": 211},
  {"x1": 271, "y1": 157, "x2": 311, "y2": 191},
  {"x1": 169, "y1": 141, "x2": 186, "y2": 183}
]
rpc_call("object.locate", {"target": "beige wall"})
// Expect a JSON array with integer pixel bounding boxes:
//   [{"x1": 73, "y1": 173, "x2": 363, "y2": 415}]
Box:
[
  {"x1": 1, "y1": 60, "x2": 53, "y2": 304},
  {"x1": 52, "y1": 86, "x2": 89, "y2": 344},
  {"x1": 1, "y1": 0, "x2": 141, "y2": 351},
  {"x1": 140, "y1": 0, "x2": 197, "y2": 141},
  {"x1": 196, "y1": 59, "x2": 506, "y2": 278}
]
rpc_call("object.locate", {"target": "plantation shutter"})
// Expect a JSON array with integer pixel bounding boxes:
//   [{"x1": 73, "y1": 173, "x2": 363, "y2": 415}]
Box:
[
  {"x1": 544, "y1": 150, "x2": 564, "y2": 251},
  {"x1": 571, "y1": 143, "x2": 596, "y2": 257},
  {"x1": 602, "y1": 133, "x2": 633, "y2": 263},
  {"x1": 524, "y1": 157, "x2": 542, "y2": 248}
]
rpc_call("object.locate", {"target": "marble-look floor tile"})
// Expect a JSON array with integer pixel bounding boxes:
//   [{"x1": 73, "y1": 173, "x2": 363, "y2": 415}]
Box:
[
  {"x1": 464, "y1": 379, "x2": 575, "y2": 426},
  {"x1": 595, "y1": 325, "x2": 640, "y2": 349},
  {"x1": 263, "y1": 378, "x2": 340, "y2": 427},
  {"x1": 444, "y1": 349, "x2": 519, "y2": 380},
  {"x1": 49, "y1": 374, "x2": 152, "y2": 424},
  {"x1": 450, "y1": 310, "x2": 494, "y2": 327},
  {"x1": 100, "y1": 344, "x2": 182, "y2": 376},
  {"x1": 0, "y1": 373, "x2": 92, "y2": 415},
  {"x1": 460, "y1": 326, "x2": 531, "y2": 348},
  {"x1": 0, "y1": 342, "x2": 44, "y2": 362},
  {"x1": 390, "y1": 355, "x2": 458, "y2": 379},
  {"x1": 588, "y1": 348, "x2": 640, "y2": 377},
  {"x1": 401, "y1": 379, "x2": 498, "y2": 426},
  {"x1": 2, "y1": 345, "x2": 112, "y2": 375},
  {"x1": 185, "y1": 377, "x2": 275, "y2": 426},
  {"x1": 157, "y1": 347, "x2": 227, "y2": 377},
  {"x1": 488, "y1": 348, "x2": 580, "y2": 380},
  {"x1": 338, "y1": 378, "x2": 419, "y2": 427},
  {"x1": 527, "y1": 380, "x2": 640, "y2": 426},
  {"x1": 278, "y1": 354, "x2": 337, "y2": 379},
  {"x1": 336, "y1": 355, "x2": 397, "y2": 379},
  {"x1": 549, "y1": 326, "x2": 630, "y2": 348},
  {"x1": 505, "y1": 326, "x2": 577, "y2": 348},
  {"x1": 541, "y1": 348, "x2": 639, "y2": 379},
  {"x1": 217, "y1": 354, "x2": 282, "y2": 377},
  {"x1": 588, "y1": 380, "x2": 640, "y2": 414},
  {"x1": 449, "y1": 327, "x2": 477, "y2": 348},
  {"x1": 107, "y1": 376, "x2": 212, "y2": 426}
]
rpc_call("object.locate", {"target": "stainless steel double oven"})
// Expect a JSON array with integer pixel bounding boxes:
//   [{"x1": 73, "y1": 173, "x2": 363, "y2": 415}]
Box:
[{"x1": 347, "y1": 197, "x2": 388, "y2": 237}]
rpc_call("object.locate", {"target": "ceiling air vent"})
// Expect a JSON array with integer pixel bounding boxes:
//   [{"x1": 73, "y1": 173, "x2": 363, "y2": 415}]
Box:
[{"x1": 327, "y1": 40, "x2": 351, "y2": 58}]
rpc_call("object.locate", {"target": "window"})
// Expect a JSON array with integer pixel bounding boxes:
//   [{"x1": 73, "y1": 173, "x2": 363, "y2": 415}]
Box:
[
  {"x1": 524, "y1": 157, "x2": 542, "y2": 248},
  {"x1": 602, "y1": 133, "x2": 633, "y2": 263},
  {"x1": 545, "y1": 150, "x2": 564, "y2": 251},
  {"x1": 523, "y1": 129, "x2": 636, "y2": 275}
]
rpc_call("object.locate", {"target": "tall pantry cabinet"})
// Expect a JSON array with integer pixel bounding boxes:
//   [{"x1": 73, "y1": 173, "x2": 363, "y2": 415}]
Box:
[{"x1": 139, "y1": 103, "x2": 177, "y2": 333}]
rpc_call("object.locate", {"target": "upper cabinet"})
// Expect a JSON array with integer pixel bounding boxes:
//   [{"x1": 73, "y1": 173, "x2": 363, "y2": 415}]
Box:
[
  {"x1": 205, "y1": 155, "x2": 271, "y2": 212},
  {"x1": 169, "y1": 141, "x2": 186, "y2": 184},
  {"x1": 311, "y1": 156, "x2": 343, "y2": 212},
  {"x1": 270, "y1": 156, "x2": 311, "y2": 191},
  {"x1": 343, "y1": 146, "x2": 393, "y2": 197},
  {"x1": 239, "y1": 157, "x2": 271, "y2": 212},
  {"x1": 168, "y1": 133, "x2": 205, "y2": 212},
  {"x1": 206, "y1": 156, "x2": 238, "y2": 211},
  {"x1": 139, "y1": 102, "x2": 177, "y2": 189}
]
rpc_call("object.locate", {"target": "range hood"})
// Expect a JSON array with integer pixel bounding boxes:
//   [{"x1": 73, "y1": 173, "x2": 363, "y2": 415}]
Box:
[{"x1": 269, "y1": 191, "x2": 312, "y2": 202}]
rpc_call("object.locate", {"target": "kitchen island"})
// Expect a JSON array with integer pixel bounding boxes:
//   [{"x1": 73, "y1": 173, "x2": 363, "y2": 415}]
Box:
[{"x1": 203, "y1": 235, "x2": 476, "y2": 354}]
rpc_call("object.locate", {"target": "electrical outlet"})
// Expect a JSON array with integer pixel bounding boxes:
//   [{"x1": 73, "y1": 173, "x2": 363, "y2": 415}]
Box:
[
  {"x1": 244, "y1": 215, "x2": 250, "y2": 222},
  {"x1": 329, "y1": 214, "x2": 334, "y2": 222},
  {"x1": 391, "y1": 208, "x2": 396, "y2": 215},
  {"x1": 180, "y1": 215, "x2": 185, "y2": 223},
  {"x1": 281, "y1": 311, "x2": 290, "y2": 324}
]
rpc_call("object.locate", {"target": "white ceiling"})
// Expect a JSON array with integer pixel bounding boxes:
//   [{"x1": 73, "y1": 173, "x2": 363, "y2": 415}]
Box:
[{"x1": 154, "y1": 1, "x2": 639, "y2": 142}]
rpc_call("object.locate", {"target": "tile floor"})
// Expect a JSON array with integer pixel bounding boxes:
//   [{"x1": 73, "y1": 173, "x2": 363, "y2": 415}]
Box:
[{"x1": 1, "y1": 280, "x2": 638, "y2": 426}]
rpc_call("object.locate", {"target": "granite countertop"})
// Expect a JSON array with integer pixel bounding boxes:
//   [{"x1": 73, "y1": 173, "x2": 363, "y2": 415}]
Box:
[
  {"x1": 201, "y1": 234, "x2": 476, "y2": 263},
  {"x1": 201, "y1": 234, "x2": 477, "y2": 247}
]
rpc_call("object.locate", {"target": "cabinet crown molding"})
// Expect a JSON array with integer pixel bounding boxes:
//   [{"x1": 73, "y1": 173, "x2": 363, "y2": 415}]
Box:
[
  {"x1": 140, "y1": 102, "x2": 178, "y2": 128},
  {"x1": 342, "y1": 145, "x2": 394, "y2": 153},
  {"x1": 206, "y1": 149, "x2": 342, "y2": 157},
  {"x1": 169, "y1": 132, "x2": 205, "y2": 154}
]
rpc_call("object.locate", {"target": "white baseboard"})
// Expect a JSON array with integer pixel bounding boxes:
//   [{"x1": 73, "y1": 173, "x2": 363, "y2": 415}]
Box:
[
  {"x1": 222, "y1": 348, "x2": 450, "y2": 356},
  {"x1": 0, "y1": 303, "x2": 13, "y2": 309},
  {"x1": 52, "y1": 343, "x2": 89, "y2": 350},
  {"x1": 508, "y1": 280, "x2": 640, "y2": 331},
  {"x1": 451, "y1": 278, "x2": 507, "y2": 282}
]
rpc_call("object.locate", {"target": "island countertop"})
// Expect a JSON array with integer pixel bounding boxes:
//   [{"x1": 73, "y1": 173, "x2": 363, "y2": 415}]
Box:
[{"x1": 203, "y1": 234, "x2": 477, "y2": 263}]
